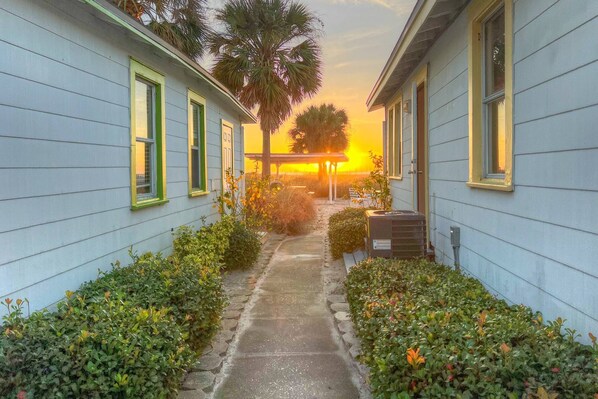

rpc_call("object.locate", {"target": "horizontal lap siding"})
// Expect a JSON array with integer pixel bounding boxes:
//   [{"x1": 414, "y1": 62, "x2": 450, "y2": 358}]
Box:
[
  {"x1": 0, "y1": 1, "x2": 243, "y2": 315},
  {"x1": 386, "y1": 0, "x2": 598, "y2": 341}
]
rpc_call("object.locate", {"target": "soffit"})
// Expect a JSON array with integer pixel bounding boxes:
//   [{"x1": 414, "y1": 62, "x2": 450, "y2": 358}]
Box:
[{"x1": 367, "y1": 0, "x2": 470, "y2": 110}]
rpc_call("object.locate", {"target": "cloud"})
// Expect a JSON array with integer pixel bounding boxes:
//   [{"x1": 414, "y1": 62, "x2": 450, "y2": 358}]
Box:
[
  {"x1": 328, "y1": 0, "x2": 415, "y2": 16},
  {"x1": 323, "y1": 26, "x2": 392, "y2": 58},
  {"x1": 333, "y1": 62, "x2": 351, "y2": 69}
]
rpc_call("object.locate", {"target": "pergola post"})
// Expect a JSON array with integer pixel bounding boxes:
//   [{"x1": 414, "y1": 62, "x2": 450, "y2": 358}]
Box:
[
  {"x1": 328, "y1": 161, "x2": 333, "y2": 204},
  {"x1": 275, "y1": 163, "x2": 281, "y2": 179}
]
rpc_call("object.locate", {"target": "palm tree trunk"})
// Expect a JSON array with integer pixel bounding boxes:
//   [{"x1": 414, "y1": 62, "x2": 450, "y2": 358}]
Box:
[{"x1": 262, "y1": 130, "x2": 271, "y2": 178}]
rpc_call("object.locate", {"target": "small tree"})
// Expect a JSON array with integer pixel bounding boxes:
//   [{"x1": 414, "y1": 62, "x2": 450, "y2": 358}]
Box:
[
  {"x1": 216, "y1": 169, "x2": 244, "y2": 219},
  {"x1": 353, "y1": 152, "x2": 391, "y2": 210}
]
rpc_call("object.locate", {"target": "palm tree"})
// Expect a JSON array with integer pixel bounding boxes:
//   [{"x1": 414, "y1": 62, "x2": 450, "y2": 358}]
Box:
[
  {"x1": 288, "y1": 103, "x2": 349, "y2": 182},
  {"x1": 208, "y1": 0, "x2": 322, "y2": 178},
  {"x1": 111, "y1": 0, "x2": 207, "y2": 60}
]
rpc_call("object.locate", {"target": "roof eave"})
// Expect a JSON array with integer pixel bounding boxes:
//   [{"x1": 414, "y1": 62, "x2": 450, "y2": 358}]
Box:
[
  {"x1": 81, "y1": 0, "x2": 257, "y2": 124},
  {"x1": 366, "y1": 0, "x2": 426, "y2": 111},
  {"x1": 366, "y1": 0, "x2": 470, "y2": 111}
]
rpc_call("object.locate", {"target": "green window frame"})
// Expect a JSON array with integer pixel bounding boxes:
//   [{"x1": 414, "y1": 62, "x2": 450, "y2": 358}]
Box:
[
  {"x1": 188, "y1": 90, "x2": 208, "y2": 196},
  {"x1": 130, "y1": 59, "x2": 168, "y2": 210}
]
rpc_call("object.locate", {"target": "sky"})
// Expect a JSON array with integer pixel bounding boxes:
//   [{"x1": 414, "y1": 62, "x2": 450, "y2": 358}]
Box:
[{"x1": 204, "y1": 0, "x2": 416, "y2": 173}]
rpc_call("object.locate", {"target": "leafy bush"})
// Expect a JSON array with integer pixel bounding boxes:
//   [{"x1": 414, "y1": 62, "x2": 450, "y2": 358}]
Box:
[
  {"x1": 1, "y1": 296, "x2": 192, "y2": 398},
  {"x1": 78, "y1": 253, "x2": 224, "y2": 352},
  {"x1": 79, "y1": 218, "x2": 233, "y2": 351},
  {"x1": 0, "y1": 217, "x2": 234, "y2": 398},
  {"x1": 270, "y1": 187, "x2": 316, "y2": 234},
  {"x1": 346, "y1": 258, "x2": 598, "y2": 398},
  {"x1": 351, "y1": 152, "x2": 391, "y2": 210},
  {"x1": 328, "y1": 207, "x2": 367, "y2": 259},
  {"x1": 329, "y1": 207, "x2": 367, "y2": 226},
  {"x1": 223, "y1": 220, "x2": 261, "y2": 270},
  {"x1": 243, "y1": 174, "x2": 276, "y2": 230},
  {"x1": 171, "y1": 216, "x2": 234, "y2": 267}
]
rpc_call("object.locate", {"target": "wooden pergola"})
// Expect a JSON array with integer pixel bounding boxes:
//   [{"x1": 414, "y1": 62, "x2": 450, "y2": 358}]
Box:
[{"x1": 245, "y1": 152, "x2": 349, "y2": 203}]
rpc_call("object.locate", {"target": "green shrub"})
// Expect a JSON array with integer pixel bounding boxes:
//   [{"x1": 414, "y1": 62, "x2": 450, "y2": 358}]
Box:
[
  {"x1": 80, "y1": 218, "x2": 233, "y2": 351},
  {"x1": 346, "y1": 258, "x2": 598, "y2": 398},
  {"x1": 1, "y1": 296, "x2": 192, "y2": 398},
  {"x1": 0, "y1": 217, "x2": 234, "y2": 398},
  {"x1": 328, "y1": 207, "x2": 367, "y2": 226},
  {"x1": 171, "y1": 216, "x2": 234, "y2": 266},
  {"x1": 78, "y1": 252, "x2": 225, "y2": 352},
  {"x1": 328, "y1": 207, "x2": 367, "y2": 259},
  {"x1": 223, "y1": 221, "x2": 261, "y2": 270}
]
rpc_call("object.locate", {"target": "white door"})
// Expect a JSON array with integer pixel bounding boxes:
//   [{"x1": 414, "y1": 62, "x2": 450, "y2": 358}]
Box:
[{"x1": 221, "y1": 120, "x2": 234, "y2": 190}]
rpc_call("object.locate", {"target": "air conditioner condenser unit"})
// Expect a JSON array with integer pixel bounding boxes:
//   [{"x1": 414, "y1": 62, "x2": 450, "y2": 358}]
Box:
[{"x1": 365, "y1": 210, "x2": 426, "y2": 259}]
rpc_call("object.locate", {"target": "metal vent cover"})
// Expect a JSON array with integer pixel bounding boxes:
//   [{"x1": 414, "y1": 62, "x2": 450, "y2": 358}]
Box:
[{"x1": 366, "y1": 210, "x2": 426, "y2": 259}]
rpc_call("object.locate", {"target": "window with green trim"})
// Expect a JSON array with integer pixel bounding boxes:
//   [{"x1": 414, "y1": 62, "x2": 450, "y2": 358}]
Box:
[
  {"x1": 130, "y1": 59, "x2": 167, "y2": 209},
  {"x1": 188, "y1": 90, "x2": 208, "y2": 196}
]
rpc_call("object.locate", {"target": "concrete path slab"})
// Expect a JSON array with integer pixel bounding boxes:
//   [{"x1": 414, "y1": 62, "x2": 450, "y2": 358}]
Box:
[
  {"x1": 236, "y1": 318, "x2": 338, "y2": 353},
  {"x1": 213, "y1": 233, "x2": 360, "y2": 398},
  {"x1": 250, "y1": 293, "x2": 328, "y2": 318},
  {"x1": 214, "y1": 354, "x2": 358, "y2": 399}
]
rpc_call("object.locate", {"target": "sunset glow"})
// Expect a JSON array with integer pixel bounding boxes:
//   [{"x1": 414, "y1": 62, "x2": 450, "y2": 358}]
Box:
[{"x1": 220, "y1": 0, "x2": 417, "y2": 173}]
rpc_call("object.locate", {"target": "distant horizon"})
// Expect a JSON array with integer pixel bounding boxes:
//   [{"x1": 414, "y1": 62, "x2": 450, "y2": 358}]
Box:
[{"x1": 244, "y1": 170, "x2": 370, "y2": 176}]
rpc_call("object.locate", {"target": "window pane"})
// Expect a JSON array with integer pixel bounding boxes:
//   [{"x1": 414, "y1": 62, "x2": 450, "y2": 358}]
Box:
[
  {"x1": 387, "y1": 110, "x2": 394, "y2": 174},
  {"x1": 484, "y1": 7, "x2": 505, "y2": 95},
  {"x1": 487, "y1": 97, "x2": 506, "y2": 174},
  {"x1": 394, "y1": 105, "x2": 401, "y2": 175},
  {"x1": 136, "y1": 141, "x2": 153, "y2": 195},
  {"x1": 135, "y1": 79, "x2": 154, "y2": 139},
  {"x1": 192, "y1": 103, "x2": 200, "y2": 147},
  {"x1": 191, "y1": 148, "x2": 200, "y2": 189}
]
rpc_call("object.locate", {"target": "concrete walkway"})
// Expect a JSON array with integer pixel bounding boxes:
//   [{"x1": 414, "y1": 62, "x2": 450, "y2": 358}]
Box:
[{"x1": 213, "y1": 233, "x2": 360, "y2": 399}]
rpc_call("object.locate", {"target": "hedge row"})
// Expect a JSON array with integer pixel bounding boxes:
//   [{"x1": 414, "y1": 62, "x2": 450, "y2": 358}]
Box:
[
  {"x1": 0, "y1": 217, "x2": 234, "y2": 399},
  {"x1": 346, "y1": 258, "x2": 598, "y2": 398},
  {"x1": 328, "y1": 207, "x2": 368, "y2": 259}
]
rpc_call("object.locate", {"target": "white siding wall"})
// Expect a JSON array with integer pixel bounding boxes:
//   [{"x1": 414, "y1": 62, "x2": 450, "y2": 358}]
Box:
[
  {"x1": 0, "y1": 0, "x2": 246, "y2": 315},
  {"x1": 386, "y1": 0, "x2": 598, "y2": 341}
]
